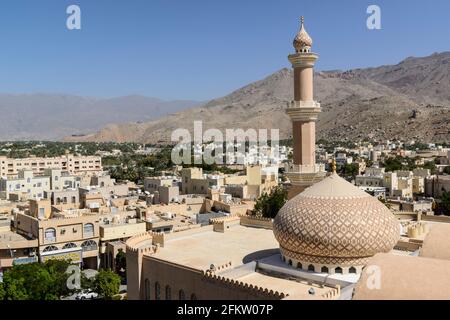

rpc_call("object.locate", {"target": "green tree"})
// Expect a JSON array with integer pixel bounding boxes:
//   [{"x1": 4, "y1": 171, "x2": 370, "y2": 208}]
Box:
[
  {"x1": 252, "y1": 186, "x2": 288, "y2": 219},
  {"x1": 441, "y1": 192, "x2": 450, "y2": 215},
  {"x1": 0, "y1": 260, "x2": 73, "y2": 300},
  {"x1": 422, "y1": 161, "x2": 437, "y2": 175},
  {"x1": 94, "y1": 269, "x2": 121, "y2": 300},
  {"x1": 341, "y1": 163, "x2": 359, "y2": 178},
  {"x1": 0, "y1": 282, "x2": 5, "y2": 300},
  {"x1": 115, "y1": 250, "x2": 127, "y2": 279},
  {"x1": 443, "y1": 166, "x2": 450, "y2": 175}
]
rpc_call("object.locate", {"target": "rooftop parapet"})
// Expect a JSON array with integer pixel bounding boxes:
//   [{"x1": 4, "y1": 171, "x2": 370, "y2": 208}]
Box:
[{"x1": 201, "y1": 269, "x2": 288, "y2": 300}]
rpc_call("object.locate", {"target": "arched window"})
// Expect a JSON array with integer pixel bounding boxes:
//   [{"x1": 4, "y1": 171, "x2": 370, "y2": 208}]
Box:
[
  {"x1": 349, "y1": 267, "x2": 357, "y2": 274},
  {"x1": 83, "y1": 223, "x2": 94, "y2": 237},
  {"x1": 321, "y1": 266, "x2": 329, "y2": 273},
  {"x1": 144, "y1": 279, "x2": 150, "y2": 300},
  {"x1": 44, "y1": 228, "x2": 56, "y2": 242},
  {"x1": 43, "y1": 245, "x2": 59, "y2": 252},
  {"x1": 335, "y1": 267, "x2": 343, "y2": 274},
  {"x1": 190, "y1": 293, "x2": 197, "y2": 300},
  {"x1": 81, "y1": 240, "x2": 98, "y2": 252},
  {"x1": 179, "y1": 290, "x2": 185, "y2": 300},
  {"x1": 165, "y1": 285, "x2": 171, "y2": 300},
  {"x1": 308, "y1": 264, "x2": 315, "y2": 272},
  {"x1": 62, "y1": 243, "x2": 77, "y2": 249},
  {"x1": 288, "y1": 259, "x2": 292, "y2": 266},
  {"x1": 155, "y1": 282, "x2": 161, "y2": 300},
  {"x1": 297, "y1": 262, "x2": 302, "y2": 269}
]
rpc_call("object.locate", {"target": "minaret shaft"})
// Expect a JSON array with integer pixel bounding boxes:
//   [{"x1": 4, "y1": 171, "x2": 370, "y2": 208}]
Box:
[
  {"x1": 293, "y1": 121, "x2": 316, "y2": 166},
  {"x1": 293, "y1": 66, "x2": 314, "y2": 102}
]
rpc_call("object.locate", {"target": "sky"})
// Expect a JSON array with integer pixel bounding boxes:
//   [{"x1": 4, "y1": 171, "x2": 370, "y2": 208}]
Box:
[{"x1": 0, "y1": 0, "x2": 448, "y2": 101}]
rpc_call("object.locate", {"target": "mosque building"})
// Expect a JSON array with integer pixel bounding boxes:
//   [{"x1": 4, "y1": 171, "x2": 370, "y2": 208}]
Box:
[{"x1": 125, "y1": 18, "x2": 450, "y2": 300}]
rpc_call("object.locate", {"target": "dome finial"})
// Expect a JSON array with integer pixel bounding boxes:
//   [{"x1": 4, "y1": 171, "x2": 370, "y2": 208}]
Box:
[
  {"x1": 301, "y1": 16, "x2": 304, "y2": 25},
  {"x1": 331, "y1": 158, "x2": 337, "y2": 174}
]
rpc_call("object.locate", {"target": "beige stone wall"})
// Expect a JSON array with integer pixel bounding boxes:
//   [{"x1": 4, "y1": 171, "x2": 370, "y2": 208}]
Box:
[
  {"x1": 246, "y1": 166, "x2": 262, "y2": 186},
  {"x1": 240, "y1": 216, "x2": 273, "y2": 230},
  {"x1": 100, "y1": 222, "x2": 147, "y2": 241},
  {"x1": 138, "y1": 257, "x2": 284, "y2": 300}
]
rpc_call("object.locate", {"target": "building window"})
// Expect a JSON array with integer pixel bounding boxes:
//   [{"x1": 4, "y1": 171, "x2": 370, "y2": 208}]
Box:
[
  {"x1": 72, "y1": 196, "x2": 76, "y2": 203},
  {"x1": 62, "y1": 243, "x2": 77, "y2": 249},
  {"x1": 44, "y1": 228, "x2": 56, "y2": 242},
  {"x1": 144, "y1": 279, "x2": 151, "y2": 300},
  {"x1": 43, "y1": 245, "x2": 58, "y2": 252},
  {"x1": 335, "y1": 267, "x2": 343, "y2": 274},
  {"x1": 179, "y1": 290, "x2": 185, "y2": 300},
  {"x1": 83, "y1": 223, "x2": 94, "y2": 237},
  {"x1": 81, "y1": 240, "x2": 97, "y2": 252},
  {"x1": 297, "y1": 262, "x2": 302, "y2": 269},
  {"x1": 321, "y1": 266, "x2": 329, "y2": 273},
  {"x1": 349, "y1": 267, "x2": 357, "y2": 274},
  {"x1": 155, "y1": 282, "x2": 161, "y2": 300},
  {"x1": 308, "y1": 264, "x2": 315, "y2": 272},
  {"x1": 165, "y1": 285, "x2": 171, "y2": 300}
]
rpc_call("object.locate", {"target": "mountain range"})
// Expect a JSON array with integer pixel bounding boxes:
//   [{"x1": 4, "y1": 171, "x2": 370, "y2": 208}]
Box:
[
  {"x1": 65, "y1": 52, "x2": 450, "y2": 144},
  {"x1": 0, "y1": 94, "x2": 200, "y2": 140},
  {"x1": 2, "y1": 52, "x2": 450, "y2": 144}
]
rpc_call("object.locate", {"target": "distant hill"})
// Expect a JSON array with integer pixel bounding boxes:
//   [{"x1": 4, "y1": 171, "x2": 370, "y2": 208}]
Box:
[
  {"x1": 67, "y1": 52, "x2": 450, "y2": 144},
  {"x1": 0, "y1": 94, "x2": 200, "y2": 140}
]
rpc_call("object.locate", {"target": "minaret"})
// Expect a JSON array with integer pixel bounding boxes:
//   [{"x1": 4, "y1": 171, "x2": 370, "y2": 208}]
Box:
[{"x1": 285, "y1": 17, "x2": 326, "y2": 198}]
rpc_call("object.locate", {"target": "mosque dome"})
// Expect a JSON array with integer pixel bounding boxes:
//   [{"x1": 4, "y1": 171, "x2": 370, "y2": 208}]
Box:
[
  {"x1": 273, "y1": 172, "x2": 400, "y2": 274},
  {"x1": 293, "y1": 17, "x2": 313, "y2": 52}
]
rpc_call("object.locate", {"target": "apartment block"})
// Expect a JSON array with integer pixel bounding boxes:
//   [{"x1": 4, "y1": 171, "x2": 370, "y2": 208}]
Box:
[{"x1": 0, "y1": 153, "x2": 102, "y2": 178}]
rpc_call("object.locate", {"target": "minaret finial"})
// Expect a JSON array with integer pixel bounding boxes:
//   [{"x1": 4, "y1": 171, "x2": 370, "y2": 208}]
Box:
[{"x1": 293, "y1": 16, "x2": 312, "y2": 52}]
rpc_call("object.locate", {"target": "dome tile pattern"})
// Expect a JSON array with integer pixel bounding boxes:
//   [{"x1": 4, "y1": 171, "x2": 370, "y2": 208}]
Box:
[{"x1": 273, "y1": 173, "x2": 400, "y2": 270}]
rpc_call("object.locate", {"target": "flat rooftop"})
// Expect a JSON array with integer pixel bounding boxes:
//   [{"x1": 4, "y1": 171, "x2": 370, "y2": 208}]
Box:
[
  {"x1": 0, "y1": 231, "x2": 38, "y2": 249},
  {"x1": 152, "y1": 224, "x2": 279, "y2": 270}
]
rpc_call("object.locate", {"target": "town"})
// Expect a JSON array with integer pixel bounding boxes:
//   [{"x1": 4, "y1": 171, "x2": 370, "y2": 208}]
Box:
[
  {"x1": 0, "y1": 1, "x2": 450, "y2": 304},
  {"x1": 0, "y1": 131, "x2": 449, "y2": 299}
]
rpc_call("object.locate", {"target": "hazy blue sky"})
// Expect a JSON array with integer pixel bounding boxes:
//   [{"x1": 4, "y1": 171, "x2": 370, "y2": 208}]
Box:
[{"x1": 0, "y1": 0, "x2": 448, "y2": 100}]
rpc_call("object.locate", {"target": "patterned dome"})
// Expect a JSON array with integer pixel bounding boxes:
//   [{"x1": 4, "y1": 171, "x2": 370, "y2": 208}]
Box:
[
  {"x1": 273, "y1": 173, "x2": 400, "y2": 273},
  {"x1": 293, "y1": 17, "x2": 313, "y2": 52}
]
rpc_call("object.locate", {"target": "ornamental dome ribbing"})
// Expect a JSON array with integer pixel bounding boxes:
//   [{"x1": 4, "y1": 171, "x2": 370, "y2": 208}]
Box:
[
  {"x1": 273, "y1": 173, "x2": 400, "y2": 273},
  {"x1": 293, "y1": 17, "x2": 313, "y2": 52}
]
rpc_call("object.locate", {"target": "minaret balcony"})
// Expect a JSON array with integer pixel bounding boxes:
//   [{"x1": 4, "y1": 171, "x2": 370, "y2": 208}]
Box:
[
  {"x1": 284, "y1": 163, "x2": 326, "y2": 174},
  {"x1": 286, "y1": 100, "x2": 321, "y2": 122},
  {"x1": 288, "y1": 52, "x2": 318, "y2": 68}
]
